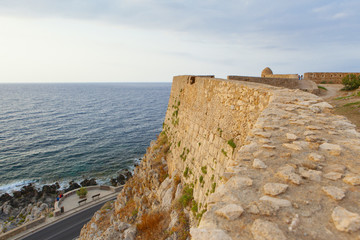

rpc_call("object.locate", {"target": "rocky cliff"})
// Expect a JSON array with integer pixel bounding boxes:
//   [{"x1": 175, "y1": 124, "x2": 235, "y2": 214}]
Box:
[{"x1": 79, "y1": 76, "x2": 360, "y2": 240}]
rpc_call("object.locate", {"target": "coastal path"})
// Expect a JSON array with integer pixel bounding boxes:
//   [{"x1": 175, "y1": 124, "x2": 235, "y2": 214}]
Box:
[{"x1": 9, "y1": 186, "x2": 122, "y2": 240}]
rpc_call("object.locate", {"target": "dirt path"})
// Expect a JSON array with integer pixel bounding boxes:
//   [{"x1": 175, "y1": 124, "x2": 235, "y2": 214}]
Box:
[
  {"x1": 317, "y1": 84, "x2": 360, "y2": 131},
  {"x1": 317, "y1": 84, "x2": 343, "y2": 100}
]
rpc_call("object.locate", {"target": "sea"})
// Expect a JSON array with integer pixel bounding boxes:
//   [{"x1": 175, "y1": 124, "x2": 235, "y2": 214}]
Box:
[{"x1": 0, "y1": 83, "x2": 171, "y2": 194}]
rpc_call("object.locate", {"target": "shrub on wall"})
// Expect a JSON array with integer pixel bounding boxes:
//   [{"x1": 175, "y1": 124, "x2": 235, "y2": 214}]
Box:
[{"x1": 342, "y1": 74, "x2": 360, "y2": 90}]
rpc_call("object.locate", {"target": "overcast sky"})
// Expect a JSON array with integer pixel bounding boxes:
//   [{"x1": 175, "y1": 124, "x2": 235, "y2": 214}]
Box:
[{"x1": 0, "y1": 0, "x2": 359, "y2": 83}]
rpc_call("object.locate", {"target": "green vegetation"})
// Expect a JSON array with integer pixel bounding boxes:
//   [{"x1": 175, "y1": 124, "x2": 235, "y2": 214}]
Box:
[
  {"x1": 335, "y1": 95, "x2": 354, "y2": 100},
  {"x1": 335, "y1": 91, "x2": 360, "y2": 100},
  {"x1": 183, "y1": 167, "x2": 189, "y2": 178},
  {"x1": 132, "y1": 208, "x2": 138, "y2": 216},
  {"x1": 76, "y1": 187, "x2": 87, "y2": 198},
  {"x1": 158, "y1": 131, "x2": 168, "y2": 145},
  {"x1": 221, "y1": 149, "x2": 228, "y2": 157},
  {"x1": 201, "y1": 166, "x2": 207, "y2": 174},
  {"x1": 171, "y1": 98, "x2": 181, "y2": 126},
  {"x1": 342, "y1": 74, "x2": 360, "y2": 90},
  {"x1": 227, "y1": 139, "x2": 236, "y2": 153},
  {"x1": 217, "y1": 128, "x2": 223, "y2": 137},
  {"x1": 180, "y1": 147, "x2": 189, "y2": 162},
  {"x1": 179, "y1": 185, "x2": 193, "y2": 207},
  {"x1": 196, "y1": 209, "x2": 207, "y2": 221},
  {"x1": 191, "y1": 201, "x2": 198, "y2": 216},
  {"x1": 227, "y1": 139, "x2": 236, "y2": 149},
  {"x1": 210, "y1": 182, "x2": 216, "y2": 193},
  {"x1": 199, "y1": 175, "x2": 204, "y2": 184},
  {"x1": 178, "y1": 141, "x2": 181, "y2": 147},
  {"x1": 318, "y1": 85, "x2": 328, "y2": 90},
  {"x1": 211, "y1": 174, "x2": 215, "y2": 181},
  {"x1": 343, "y1": 101, "x2": 360, "y2": 107},
  {"x1": 48, "y1": 212, "x2": 54, "y2": 218}
]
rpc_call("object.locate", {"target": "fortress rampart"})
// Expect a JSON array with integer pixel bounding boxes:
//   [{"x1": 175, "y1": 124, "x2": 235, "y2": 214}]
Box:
[
  {"x1": 228, "y1": 75, "x2": 319, "y2": 94},
  {"x1": 165, "y1": 76, "x2": 360, "y2": 239},
  {"x1": 304, "y1": 72, "x2": 360, "y2": 84},
  {"x1": 163, "y1": 76, "x2": 272, "y2": 206},
  {"x1": 79, "y1": 75, "x2": 360, "y2": 240},
  {"x1": 228, "y1": 75, "x2": 299, "y2": 89}
]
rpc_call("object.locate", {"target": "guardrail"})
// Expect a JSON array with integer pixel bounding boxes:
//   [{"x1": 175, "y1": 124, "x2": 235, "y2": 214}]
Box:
[{"x1": 0, "y1": 216, "x2": 46, "y2": 240}]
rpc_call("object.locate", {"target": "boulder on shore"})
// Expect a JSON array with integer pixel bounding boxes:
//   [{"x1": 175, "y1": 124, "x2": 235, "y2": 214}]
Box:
[{"x1": 80, "y1": 178, "x2": 97, "y2": 187}]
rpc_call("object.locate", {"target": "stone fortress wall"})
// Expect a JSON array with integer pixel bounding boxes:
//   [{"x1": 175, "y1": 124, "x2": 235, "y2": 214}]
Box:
[
  {"x1": 304, "y1": 72, "x2": 360, "y2": 84},
  {"x1": 227, "y1": 75, "x2": 299, "y2": 89},
  {"x1": 79, "y1": 74, "x2": 360, "y2": 240},
  {"x1": 165, "y1": 76, "x2": 360, "y2": 239},
  {"x1": 261, "y1": 66, "x2": 360, "y2": 84},
  {"x1": 163, "y1": 76, "x2": 272, "y2": 208}
]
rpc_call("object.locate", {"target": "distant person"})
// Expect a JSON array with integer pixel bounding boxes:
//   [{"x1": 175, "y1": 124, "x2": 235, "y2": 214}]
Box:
[
  {"x1": 298, "y1": 75, "x2": 301, "y2": 80},
  {"x1": 301, "y1": 75, "x2": 303, "y2": 80}
]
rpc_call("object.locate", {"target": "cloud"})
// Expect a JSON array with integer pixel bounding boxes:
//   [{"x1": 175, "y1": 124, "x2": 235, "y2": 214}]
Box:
[
  {"x1": 332, "y1": 12, "x2": 348, "y2": 19},
  {"x1": 0, "y1": 1, "x2": 359, "y2": 82}
]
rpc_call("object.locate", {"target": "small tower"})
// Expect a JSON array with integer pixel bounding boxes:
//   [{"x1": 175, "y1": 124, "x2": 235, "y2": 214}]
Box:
[{"x1": 261, "y1": 67, "x2": 273, "y2": 77}]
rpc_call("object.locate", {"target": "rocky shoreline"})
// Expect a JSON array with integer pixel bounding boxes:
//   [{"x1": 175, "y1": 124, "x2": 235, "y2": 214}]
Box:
[{"x1": 0, "y1": 170, "x2": 132, "y2": 234}]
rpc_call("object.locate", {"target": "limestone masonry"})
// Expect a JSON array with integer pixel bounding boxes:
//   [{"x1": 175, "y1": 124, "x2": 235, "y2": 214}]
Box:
[
  {"x1": 261, "y1": 66, "x2": 360, "y2": 84},
  {"x1": 79, "y1": 75, "x2": 360, "y2": 240},
  {"x1": 304, "y1": 72, "x2": 360, "y2": 84}
]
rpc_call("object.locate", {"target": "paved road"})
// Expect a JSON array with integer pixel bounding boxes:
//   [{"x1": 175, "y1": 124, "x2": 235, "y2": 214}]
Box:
[{"x1": 22, "y1": 197, "x2": 116, "y2": 240}]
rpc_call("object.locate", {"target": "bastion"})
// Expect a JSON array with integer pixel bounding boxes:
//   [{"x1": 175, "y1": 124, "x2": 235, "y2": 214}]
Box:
[{"x1": 79, "y1": 75, "x2": 360, "y2": 240}]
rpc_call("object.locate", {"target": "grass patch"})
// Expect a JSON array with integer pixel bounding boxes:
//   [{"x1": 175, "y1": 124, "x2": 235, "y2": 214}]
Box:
[
  {"x1": 191, "y1": 201, "x2": 198, "y2": 216},
  {"x1": 318, "y1": 85, "x2": 327, "y2": 90},
  {"x1": 210, "y1": 182, "x2": 216, "y2": 193},
  {"x1": 196, "y1": 209, "x2": 207, "y2": 221},
  {"x1": 335, "y1": 95, "x2": 354, "y2": 100},
  {"x1": 335, "y1": 91, "x2": 360, "y2": 100},
  {"x1": 343, "y1": 101, "x2": 360, "y2": 107},
  {"x1": 179, "y1": 185, "x2": 193, "y2": 207},
  {"x1": 180, "y1": 148, "x2": 189, "y2": 162},
  {"x1": 227, "y1": 139, "x2": 236, "y2": 154},
  {"x1": 201, "y1": 166, "x2": 207, "y2": 174},
  {"x1": 199, "y1": 175, "x2": 204, "y2": 183},
  {"x1": 183, "y1": 167, "x2": 189, "y2": 178},
  {"x1": 221, "y1": 149, "x2": 228, "y2": 157},
  {"x1": 217, "y1": 128, "x2": 223, "y2": 137},
  {"x1": 227, "y1": 139, "x2": 236, "y2": 149}
]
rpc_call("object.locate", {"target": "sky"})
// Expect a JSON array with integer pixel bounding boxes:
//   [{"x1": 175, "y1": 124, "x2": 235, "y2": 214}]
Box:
[{"x1": 0, "y1": 0, "x2": 359, "y2": 83}]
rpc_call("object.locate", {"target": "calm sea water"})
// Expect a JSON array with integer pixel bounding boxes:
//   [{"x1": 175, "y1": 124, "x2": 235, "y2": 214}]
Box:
[{"x1": 0, "y1": 83, "x2": 171, "y2": 194}]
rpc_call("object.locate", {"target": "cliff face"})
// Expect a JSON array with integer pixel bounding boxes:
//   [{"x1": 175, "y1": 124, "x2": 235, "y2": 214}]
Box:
[{"x1": 79, "y1": 76, "x2": 360, "y2": 240}]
